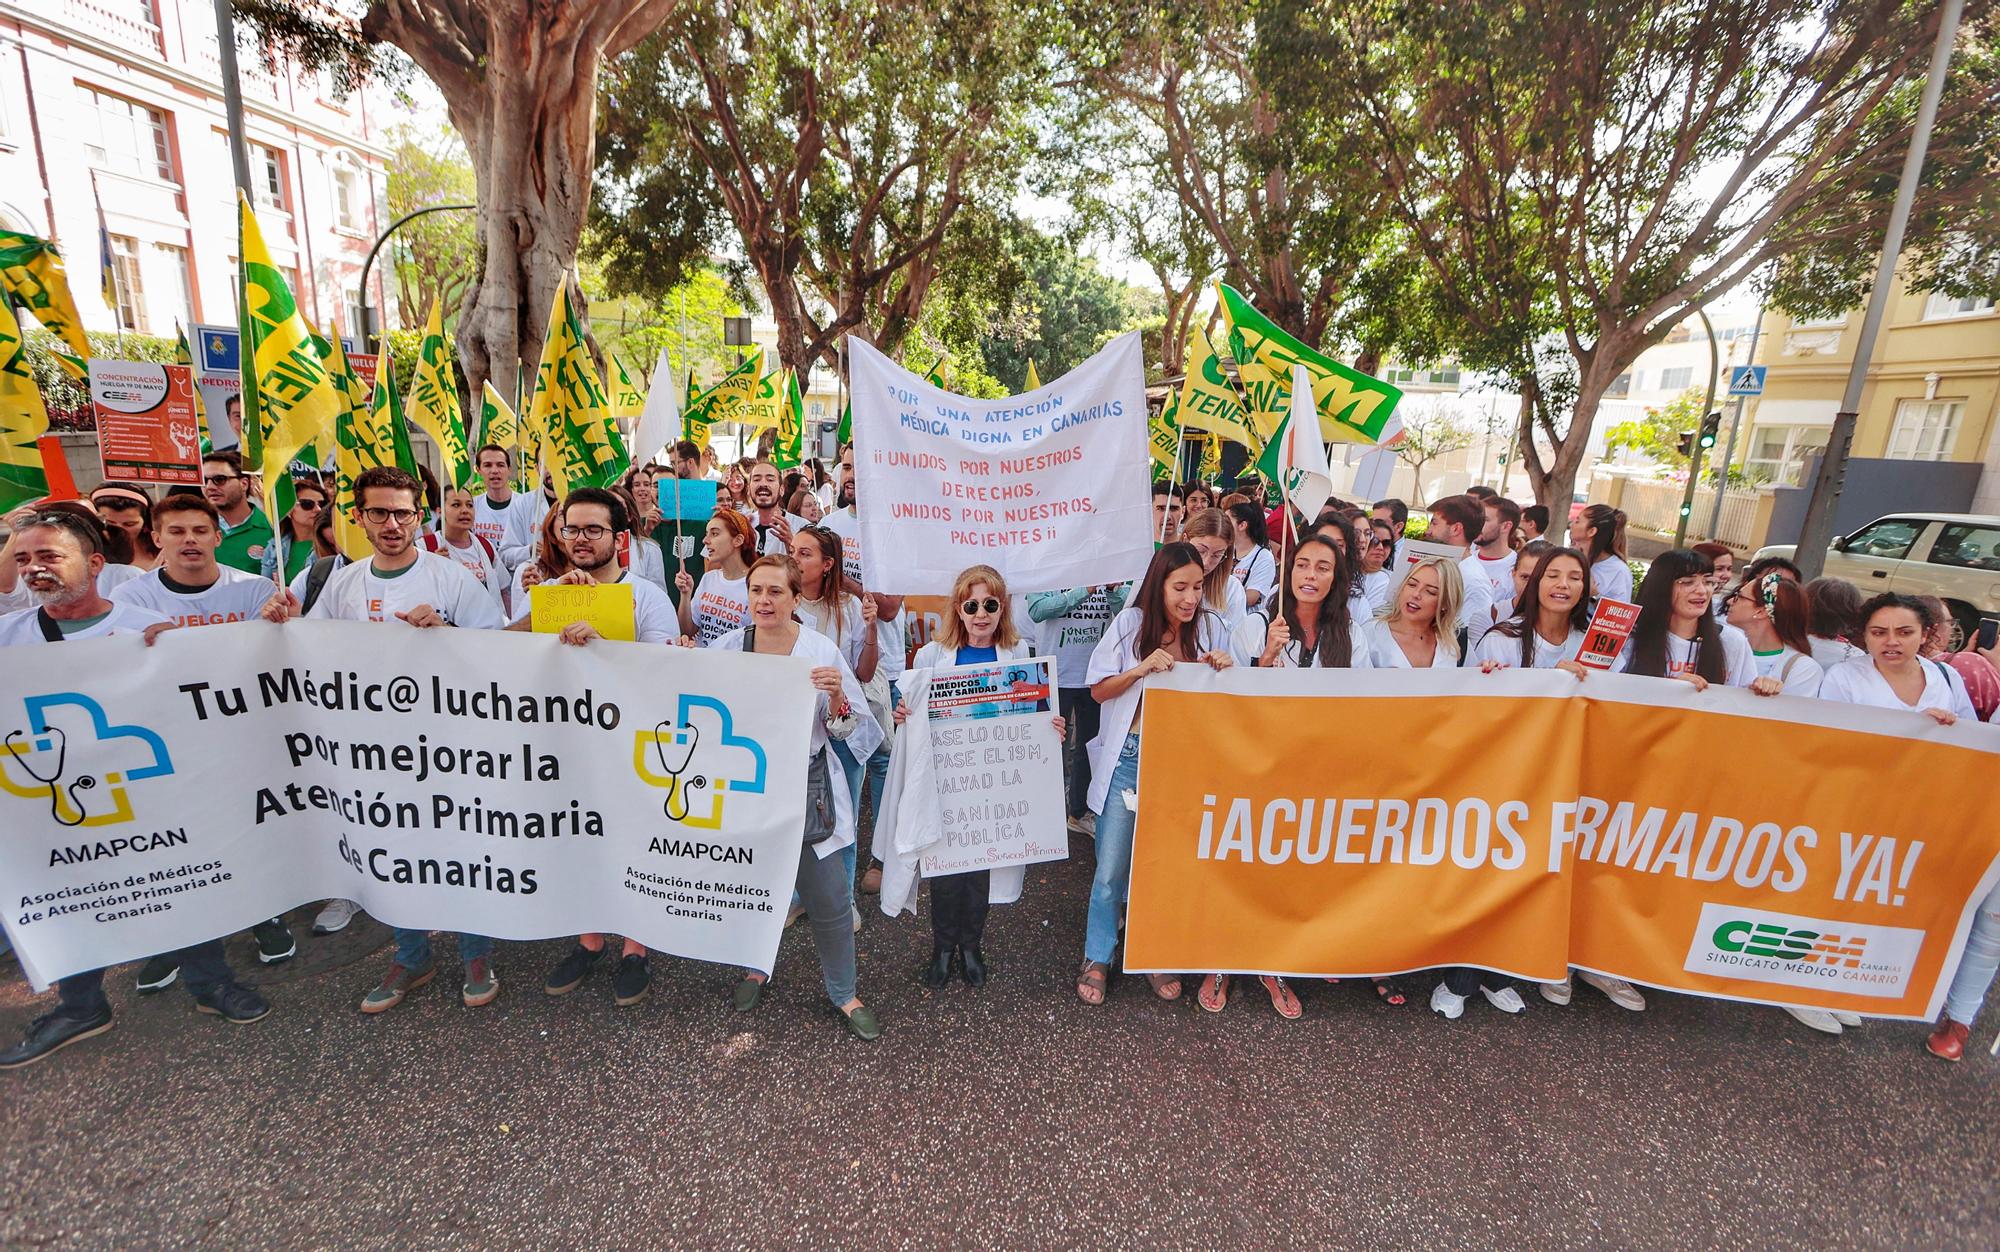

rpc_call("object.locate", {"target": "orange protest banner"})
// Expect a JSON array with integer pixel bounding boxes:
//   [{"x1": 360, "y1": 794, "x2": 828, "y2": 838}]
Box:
[{"x1": 1124, "y1": 667, "x2": 2000, "y2": 1020}]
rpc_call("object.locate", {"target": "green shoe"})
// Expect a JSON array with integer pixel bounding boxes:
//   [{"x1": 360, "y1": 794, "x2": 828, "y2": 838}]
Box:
[
  {"x1": 841, "y1": 1003, "x2": 882, "y2": 1042},
  {"x1": 361, "y1": 961, "x2": 434, "y2": 1014},
  {"x1": 731, "y1": 974, "x2": 767, "y2": 1013}
]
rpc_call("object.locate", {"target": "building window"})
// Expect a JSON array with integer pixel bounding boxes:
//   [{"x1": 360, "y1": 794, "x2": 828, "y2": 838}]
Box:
[
  {"x1": 107, "y1": 234, "x2": 148, "y2": 331},
  {"x1": 83, "y1": 87, "x2": 174, "y2": 181},
  {"x1": 1929, "y1": 523, "x2": 2000, "y2": 570},
  {"x1": 1745, "y1": 424, "x2": 1831, "y2": 485},
  {"x1": 1922, "y1": 292, "x2": 1996, "y2": 321},
  {"x1": 331, "y1": 153, "x2": 363, "y2": 232},
  {"x1": 154, "y1": 242, "x2": 193, "y2": 329},
  {"x1": 1606, "y1": 372, "x2": 1631, "y2": 399},
  {"x1": 1886, "y1": 399, "x2": 1963, "y2": 462},
  {"x1": 1658, "y1": 366, "x2": 1694, "y2": 391},
  {"x1": 253, "y1": 143, "x2": 287, "y2": 211}
]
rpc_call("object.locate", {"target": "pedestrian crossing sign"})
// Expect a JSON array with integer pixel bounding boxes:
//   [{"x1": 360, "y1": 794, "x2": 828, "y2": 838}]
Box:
[{"x1": 1727, "y1": 366, "x2": 1766, "y2": 396}]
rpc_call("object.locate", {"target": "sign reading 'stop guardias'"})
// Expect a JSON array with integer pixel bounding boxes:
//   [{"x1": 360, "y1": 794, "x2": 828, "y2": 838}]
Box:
[{"x1": 0, "y1": 622, "x2": 813, "y2": 990}]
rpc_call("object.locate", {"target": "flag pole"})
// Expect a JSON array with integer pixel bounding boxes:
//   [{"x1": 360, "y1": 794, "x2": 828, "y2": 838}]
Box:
[{"x1": 91, "y1": 170, "x2": 124, "y2": 355}]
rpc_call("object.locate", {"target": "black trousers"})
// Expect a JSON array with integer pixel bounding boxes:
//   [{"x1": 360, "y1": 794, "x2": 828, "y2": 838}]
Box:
[
  {"x1": 929, "y1": 870, "x2": 991, "y2": 949},
  {"x1": 57, "y1": 939, "x2": 235, "y2": 1019},
  {"x1": 1443, "y1": 967, "x2": 1515, "y2": 997},
  {"x1": 1058, "y1": 688, "x2": 1101, "y2": 820}
]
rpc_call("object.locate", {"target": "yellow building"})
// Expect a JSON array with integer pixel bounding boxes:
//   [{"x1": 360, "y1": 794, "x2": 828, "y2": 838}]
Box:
[{"x1": 1740, "y1": 276, "x2": 1999, "y2": 488}]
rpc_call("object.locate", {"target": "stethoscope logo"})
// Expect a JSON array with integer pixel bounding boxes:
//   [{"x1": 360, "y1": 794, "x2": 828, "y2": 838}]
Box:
[
  {"x1": 2, "y1": 726, "x2": 98, "y2": 827},
  {"x1": 649, "y1": 719, "x2": 708, "y2": 822}
]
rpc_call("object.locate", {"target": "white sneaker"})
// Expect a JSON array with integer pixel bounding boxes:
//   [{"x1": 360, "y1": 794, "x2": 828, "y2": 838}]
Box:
[
  {"x1": 1831, "y1": 1010, "x2": 1863, "y2": 1028},
  {"x1": 1578, "y1": 970, "x2": 1647, "y2": 1011},
  {"x1": 1482, "y1": 985, "x2": 1527, "y2": 1014},
  {"x1": 850, "y1": 905, "x2": 863, "y2": 934},
  {"x1": 1539, "y1": 976, "x2": 1573, "y2": 1006},
  {"x1": 311, "y1": 898, "x2": 359, "y2": 935},
  {"x1": 1784, "y1": 1005, "x2": 1844, "y2": 1034},
  {"x1": 1429, "y1": 982, "x2": 1467, "y2": 1019},
  {"x1": 1066, "y1": 814, "x2": 1088, "y2": 835}
]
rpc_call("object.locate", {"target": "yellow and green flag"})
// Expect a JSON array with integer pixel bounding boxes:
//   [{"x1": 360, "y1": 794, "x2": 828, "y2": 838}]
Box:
[
  {"x1": 1175, "y1": 323, "x2": 1260, "y2": 453},
  {"x1": 683, "y1": 348, "x2": 764, "y2": 452},
  {"x1": 0, "y1": 231, "x2": 91, "y2": 379},
  {"x1": 237, "y1": 192, "x2": 345, "y2": 534},
  {"x1": 923, "y1": 355, "x2": 948, "y2": 389},
  {"x1": 326, "y1": 335, "x2": 382, "y2": 560},
  {"x1": 608, "y1": 355, "x2": 646, "y2": 429},
  {"x1": 1215, "y1": 282, "x2": 1401, "y2": 445},
  {"x1": 773, "y1": 370, "x2": 804, "y2": 470},
  {"x1": 1149, "y1": 388, "x2": 1182, "y2": 480},
  {"x1": 175, "y1": 322, "x2": 214, "y2": 455},
  {"x1": 0, "y1": 296, "x2": 51, "y2": 511},
  {"x1": 478, "y1": 382, "x2": 518, "y2": 456},
  {"x1": 1025, "y1": 359, "x2": 1042, "y2": 391},
  {"x1": 1199, "y1": 431, "x2": 1222, "y2": 481},
  {"x1": 407, "y1": 300, "x2": 473, "y2": 489},
  {"x1": 733, "y1": 366, "x2": 784, "y2": 431},
  {"x1": 528, "y1": 279, "x2": 626, "y2": 495}
]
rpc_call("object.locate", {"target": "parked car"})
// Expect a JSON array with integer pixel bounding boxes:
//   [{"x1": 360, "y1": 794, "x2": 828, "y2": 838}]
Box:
[{"x1": 1754, "y1": 513, "x2": 2000, "y2": 648}]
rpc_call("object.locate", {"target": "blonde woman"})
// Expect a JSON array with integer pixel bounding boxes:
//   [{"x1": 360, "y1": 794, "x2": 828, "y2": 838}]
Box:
[
  {"x1": 1180, "y1": 507, "x2": 1249, "y2": 634},
  {"x1": 1364, "y1": 555, "x2": 1464, "y2": 669}
]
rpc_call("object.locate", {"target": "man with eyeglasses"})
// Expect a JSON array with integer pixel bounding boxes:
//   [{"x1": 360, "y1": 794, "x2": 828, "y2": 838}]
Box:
[
  {"x1": 513, "y1": 487, "x2": 681, "y2": 1006},
  {"x1": 201, "y1": 451, "x2": 273, "y2": 575},
  {"x1": 0, "y1": 509, "x2": 273, "y2": 1069},
  {"x1": 261, "y1": 466, "x2": 505, "y2": 1013},
  {"x1": 745, "y1": 459, "x2": 808, "y2": 556}
]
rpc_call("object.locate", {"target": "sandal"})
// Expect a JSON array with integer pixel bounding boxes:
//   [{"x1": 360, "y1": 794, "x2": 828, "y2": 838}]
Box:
[
  {"x1": 1198, "y1": 973, "x2": 1230, "y2": 1013},
  {"x1": 1146, "y1": 972, "x2": 1183, "y2": 1001},
  {"x1": 1260, "y1": 975, "x2": 1302, "y2": 1020},
  {"x1": 1372, "y1": 978, "x2": 1408, "y2": 1008},
  {"x1": 1076, "y1": 960, "x2": 1108, "y2": 1006}
]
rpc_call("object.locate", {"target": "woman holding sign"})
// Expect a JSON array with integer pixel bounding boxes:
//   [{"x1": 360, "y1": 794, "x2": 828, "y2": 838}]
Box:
[
  {"x1": 1364, "y1": 556, "x2": 1464, "y2": 670},
  {"x1": 898, "y1": 565, "x2": 1064, "y2": 990},
  {"x1": 677, "y1": 510, "x2": 756, "y2": 647},
  {"x1": 717, "y1": 555, "x2": 884, "y2": 1041},
  {"x1": 1077, "y1": 544, "x2": 1235, "y2": 1008}
]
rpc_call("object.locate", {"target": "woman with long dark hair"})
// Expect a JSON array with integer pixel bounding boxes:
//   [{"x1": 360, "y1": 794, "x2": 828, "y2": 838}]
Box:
[
  {"x1": 1239, "y1": 533, "x2": 1372, "y2": 671},
  {"x1": 1474, "y1": 547, "x2": 1592, "y2": 675},
  {"x1": 1227, "y1": 501, "x2": 1277, "y2": 609},
  {"x1": 1568, "y1": 503, "x2": 1631, "y2": 604},
  {"x1": 1805, "y1": 577, "x2": 1865, "y2": 670},
  {"x1": 795, "y1": 524, "x2": 879, "y2": 912},
  {"x1": 1614, "y1": 549, "x2": 1752, "y2": 689},
  {"x1": 1725, "y1": 570, "x2": 1824, "y2": 697},
  {"x1": 1075, "y1": 543, "x2": 1234, "y2": 1007}
]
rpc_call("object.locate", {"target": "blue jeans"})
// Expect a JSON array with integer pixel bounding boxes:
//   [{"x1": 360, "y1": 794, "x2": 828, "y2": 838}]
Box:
[
  {"x1": 393, "y1": 929, "x2": 493, "y2": 969},
  {"x1": 1083, "y1": 733, "x2": 1141, "y2": 965},
  {"x1": 1945, "y1": 879, "x2": 2000, "y2": 1025}
]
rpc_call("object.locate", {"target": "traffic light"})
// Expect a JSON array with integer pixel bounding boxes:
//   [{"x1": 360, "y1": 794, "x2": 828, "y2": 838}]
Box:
[
  {"x1": 1698, "y1": 410, "x2": 1722, "y2": 451},
  {"x1": 1677, "y1": 430, "x2": 1697, "y2": 459}
]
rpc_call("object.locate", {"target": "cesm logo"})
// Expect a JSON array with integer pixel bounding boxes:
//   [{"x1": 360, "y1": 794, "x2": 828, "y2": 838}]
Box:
[
  {"x1": 631, "y1": 695, "x2": 767, "y2": 829},
  {"x1": 0, "y1": 693, "x2": 176, "y2": 828},
  {"x1": 1683, "y1": 903, "x2": 1924, "y2": 998}
]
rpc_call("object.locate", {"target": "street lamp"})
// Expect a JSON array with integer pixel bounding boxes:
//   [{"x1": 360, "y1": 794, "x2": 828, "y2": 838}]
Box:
[{"x1": 356, "y1": 203, "x2": 476, "y2": 352}]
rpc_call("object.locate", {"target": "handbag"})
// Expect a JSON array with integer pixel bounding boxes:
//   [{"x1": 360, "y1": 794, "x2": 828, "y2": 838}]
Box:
[{"x1": 741, "y1": 624, "x2": 837, "y2": 845}]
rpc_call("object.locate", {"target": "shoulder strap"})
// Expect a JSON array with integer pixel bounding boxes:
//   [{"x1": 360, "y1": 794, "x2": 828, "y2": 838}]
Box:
[
  {"x1": 300, "y1": 555, "x2": 339, "y2": 616},
  {"x1": 421, "y1": 532, "x2": 442, "y2": 554},
  {"x1": 739, "y1": 624, "x2": 757, "y2": 653},
  {"x1": 476, "y1": 534, "x2": 496, "y2": 561},
  {"x1": 35, "y1": 608, "x2": 63, "y2": 643},
  {"x1": 1779, "y1": 652, "x2": 1801, "y2": 682}
]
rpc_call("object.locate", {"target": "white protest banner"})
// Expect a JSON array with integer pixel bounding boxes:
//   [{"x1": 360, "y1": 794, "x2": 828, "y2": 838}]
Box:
[
  {"x1": 0, "y1": 622, "x2": 812, "y2": 989},
  {"x1": 848, "y1": 333, "x2": 1152, "y2": 595},
  {"x1": 920, "y1": 656, "x2": 1066, "y2": 877}
]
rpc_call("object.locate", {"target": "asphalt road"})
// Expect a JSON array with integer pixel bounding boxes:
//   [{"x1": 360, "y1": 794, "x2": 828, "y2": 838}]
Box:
[{"x1": 2, "y1": 843, "x2": 1993, "y2": 1251}]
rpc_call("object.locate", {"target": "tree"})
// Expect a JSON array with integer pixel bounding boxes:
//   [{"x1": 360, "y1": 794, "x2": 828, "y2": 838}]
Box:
[
  {"x1": 1603, "y1": 387, "x2": 1707, "y2": 471},
  {"x1": 975, "y1": 229, "x2": 1159, "y2": 386},
  {"x1": 386, "y1": 125, "x2": 478, "y2": 330},
  {"x1": 581, "y1": 264, "x2": 753, "y2": 391},
  {"x1": 591, "y1": 0, "x2": 1055, "y2": 374},
  {"x1": 1390, "y1": 401, "x2": 1477, "y2": 504},
  {"x1": 1273, "y1": 0, "x2": 2000, "y2": 508},
  {"x1": 235, "y1": 0, "x2": 678, "y2": 401}
]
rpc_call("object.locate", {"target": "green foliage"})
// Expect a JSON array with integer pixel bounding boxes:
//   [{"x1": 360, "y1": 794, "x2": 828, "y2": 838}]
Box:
[
  {"x1": 1603, "y1": 388, "x2": 1707, "y2": 470},
  {"x1": 581, "y1": 266, "x2": 751, "y2": 393},
  {"x1": 24, "y1": 329, "x2": 178, "y2": 428},
  {"x1": 969, "y1": 225, "x2": 1161, "y2": 388},
  {"x1": 386, "y1": 125, "x2": 479, "y2": 329}
]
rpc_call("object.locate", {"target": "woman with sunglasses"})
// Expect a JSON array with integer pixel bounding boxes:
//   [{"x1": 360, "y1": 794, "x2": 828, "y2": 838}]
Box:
[
  {"x1": 1724, "y1": 570, "x2": 1824, "y2": 698},
  {"x1": 1181, "y1": 508, "x2": 1249, "y2": 634},
  {"x1": 1358, "y1": 518, "x2": 1396, "y2": 613},
  {"x1": 1613, "y1": 549, "x2": 1752, "y2": 691},
  {"x1": 718, "y1": 555, "x2": 884, "y2": 1040},
  {"x1": 260, "y1": 479, "x2": 328, "y2": 584},
  {"x1": 890, "y1": 565, "x2": 1064, "y2": 990},
  {"x1": 675, "y1": 509, "x2": 756, "y2": 646},
  {"x1": 1076, "y1": 543, "x2": 1235, "y2": 1008}
]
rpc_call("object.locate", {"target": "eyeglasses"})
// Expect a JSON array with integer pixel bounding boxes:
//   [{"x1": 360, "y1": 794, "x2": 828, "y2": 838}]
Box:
[
  {"x1": 203, "y1": 474, "x2": 241, "y2": 486},
  {"x1": 961, "y1": 597, "x2": 1002, "y2": 615},
  {"x1": 359, "y1": 507, "x2": 420, "y2": 525},
  {"x1": 559, "y1": 524, "x2": 613, "y2": 540}
]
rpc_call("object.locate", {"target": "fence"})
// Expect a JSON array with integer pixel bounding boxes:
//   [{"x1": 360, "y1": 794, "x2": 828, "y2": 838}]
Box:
[{"x1": 1591, "y1": 470, "x2": 1763, "y2": 550}]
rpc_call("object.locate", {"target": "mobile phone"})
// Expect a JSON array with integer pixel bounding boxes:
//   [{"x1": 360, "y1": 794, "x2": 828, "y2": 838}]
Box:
[{"x1": 1978, "y1": 618, "x2": 1997, "y2": 652}]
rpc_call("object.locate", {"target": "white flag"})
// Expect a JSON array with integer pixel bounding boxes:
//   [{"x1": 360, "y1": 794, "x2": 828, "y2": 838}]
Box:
[
  {"x1": 1279, "y1": 363, "x2": 1334, "y2": 521},
  {"x1": 631, "y1": 347, "x2": 681, "y2": 466}
]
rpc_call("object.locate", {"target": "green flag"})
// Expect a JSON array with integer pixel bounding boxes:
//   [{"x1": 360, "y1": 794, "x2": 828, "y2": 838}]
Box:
[
  {"x1": 773, "y1": 370, "x2": 804, "y2": 470},
  {"x1": 0, "y1": 231, "x2": 91, "y2": 379},
  {"x1": 528, "y1": 279, "x2": 626, "y2": 494},
  {"x1": 683, "y1": 350, "x2": 764, "y2": 453},
  {"x1": 837, "y1": 401, "x2": 852, "y2": 447},
  {"x1": 1215, "y1": 282, "x2": 1401, "y2": 445},
  {"x1": 0, "y1": 296, "x2": 51, "y2": 511}
]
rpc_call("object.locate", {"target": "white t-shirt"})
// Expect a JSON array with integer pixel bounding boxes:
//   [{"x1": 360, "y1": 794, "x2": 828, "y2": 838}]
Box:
[
  {"x1": 477, "y1": 491, "x2": 549, "y2": 572},
  {"x1": 619, "y1": 570, "x2": 679, "y2": 644},
  {"x1": 1456, "y1": 554, "x2": 1497, "y2": 652},
  {"x1": 1591, "y1": 555, "x2": 1633, "y2": 605},
  {"x1": 820, "y1": 507, "x2": 864, "y2": 584},
  {"x1": 0, "y1": 599, "x2": 168, "y2": 647},
  {"x1": 1360, "y1": 568, "x2": 1393, "y2": 615},
  {"x1": 1809, "y1": 635, "x2": 1864, "y2": 670},
  {"x1": 305, "y1": 551, "x2": 504, "y2": 629},
  {"x1": 1473, "y1": 625, "x2": 1584, "y2": 670},
  {"x1": 749, "y1": 510, "x2": 810, "y2": 556},
  {"x1": 1750, "y1": 646, "x2": 1825, "y2": 698},
  {"x1": 1611, "y1": 623, "x2": 1754, "y2": 686},
  {"x1": 689, "y1": 569, "x2": 751, "y2": 646},
  {"x1": 1233, "y1": 546, "x2": 1278, "y2": 605},
  {"x1": 1819, "y1": 656, "x2": 1978, "y2": 720},
  {"x1": 110, "y1": 565, "x2": 273, "y2": 628},
  {"x1": 1363, "y1": 617, "x2": 1460, "y2": 669},
  {"x1": 800, "y1": 592, "x2": 871, "y2": 674},
  {"x1": 1235, "y1": 599, "x2": 1379, "y2": 669},
  {"x1": 1471, "y1": 549, "x2": 1518, "y2": 620},
  {"x1": 428, "y1": 533, "x2": 507, "y2": 611},
  {"x1": 632, "y1": 537, "x2": 669, "y2": 595}
]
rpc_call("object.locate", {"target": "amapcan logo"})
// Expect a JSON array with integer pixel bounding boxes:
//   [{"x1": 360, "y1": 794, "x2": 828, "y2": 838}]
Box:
[
  {"x1": 631, "y1": 695, "x2": 767, "y2": 830},
  {"x1": 0, "y1": 693, "x2": 176, "y2": 828},
  {"x1": 1683, "y1": 903, "x2": 1923, "y2": 998}
]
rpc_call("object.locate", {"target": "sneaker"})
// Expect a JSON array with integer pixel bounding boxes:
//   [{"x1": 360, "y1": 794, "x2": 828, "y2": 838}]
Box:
[
  {"x1": 613, "y1": 954, "x2": 651, "y2": 1006},
  {"x1": 252, "y1": 918, "x2": 297, "y2": 964},
  {"x1": 1539, "y1": 976, "x2": 1573, "y2": 1006},
  {"x1": 312, "y1": 899, "x2": 360, "y2": 935},
  {"x1": 1482, "y1": 985, "x2": 1527, "y2": 1014},
  {"x1": 135, "y1": 955, "x2": 180, "y2": 994},
  {"x1": 851, "y1": 905, "x2": 863, "y2": 934},
  {"x1": 462, "y1": 958, "x2": 499, "y2": 1008},
  {"x1": 1429, "y1": 982, "x2": 1467, "y2": 1020},
  {"x1": 193, "y1": 983, "x2": 271, "y2": 1024},
  {"x1": 859, "y1": 865, "x2": 883, "y2": 894},
  {"x1": 543, "y1": 943, "x2": 602, "y2": 996},
  {"x1": 1577, "y1": 971, "x2": 1646, "y2": 1011},
  {"x1": 1831, "y1": 1010, "x2": 1864, "y2": 1028},
  {"x1": 1783, "y1": 1005, "x2": 1844, "y2": 1035},
  {"x1": 0, "y1": 1008, "x2": 114, "y2": 1069},
  {"x1": 360, "y1": 961, "x2": 434, "y2": 1014}
]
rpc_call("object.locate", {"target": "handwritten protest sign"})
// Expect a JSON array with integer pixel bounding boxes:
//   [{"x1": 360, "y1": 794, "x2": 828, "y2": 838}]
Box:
[
  {"x1": 531, "y1": 582, "x2": 636, "y2": 641},
  {"x1": 920, "y1": 656, "x2": 1066, "y2": 877}
]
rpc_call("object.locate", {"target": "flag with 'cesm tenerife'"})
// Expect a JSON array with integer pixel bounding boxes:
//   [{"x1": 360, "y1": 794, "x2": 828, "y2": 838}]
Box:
[
  {"x1": 773, "y1": 370, "x2": 804, "y2": 470},
  {"x1": 1176, "y1": 323, "x2": 1260, "y2": 453},
  {"x1": 237, "y1": 191, "x2": 344, "y2": 534},
  {"x1": 0, "y1": 297, "x2": 52, "y2": 511},
  {"x1": 1216, "y1": 282, "x2": 1401, "y2": 446},
  {"x1": 683, "y1": 349, "x2": 763, "y2": 452},
  {"x1": 530, "y1": 280, "x2": 627, "y2": 495},
  {"x1": 408, "y1": 300, "x2": 473, "y2": 489},
  {"x1": 0, "y1": 231, "x2": 90, "y2": 378}
]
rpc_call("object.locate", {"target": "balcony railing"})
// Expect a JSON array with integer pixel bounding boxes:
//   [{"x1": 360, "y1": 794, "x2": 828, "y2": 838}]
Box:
[{"x1": 56, "y1": 0, "x2": 165, "y2": 57}]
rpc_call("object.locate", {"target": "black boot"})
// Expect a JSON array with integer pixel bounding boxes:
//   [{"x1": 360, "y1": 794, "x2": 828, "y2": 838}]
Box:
[
  {"x1": 920, "y1": 943, "x2": 955, "y2": 989},
  {"x1": 960, "y1": 947, "x2": 989, "y2": 989}
]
